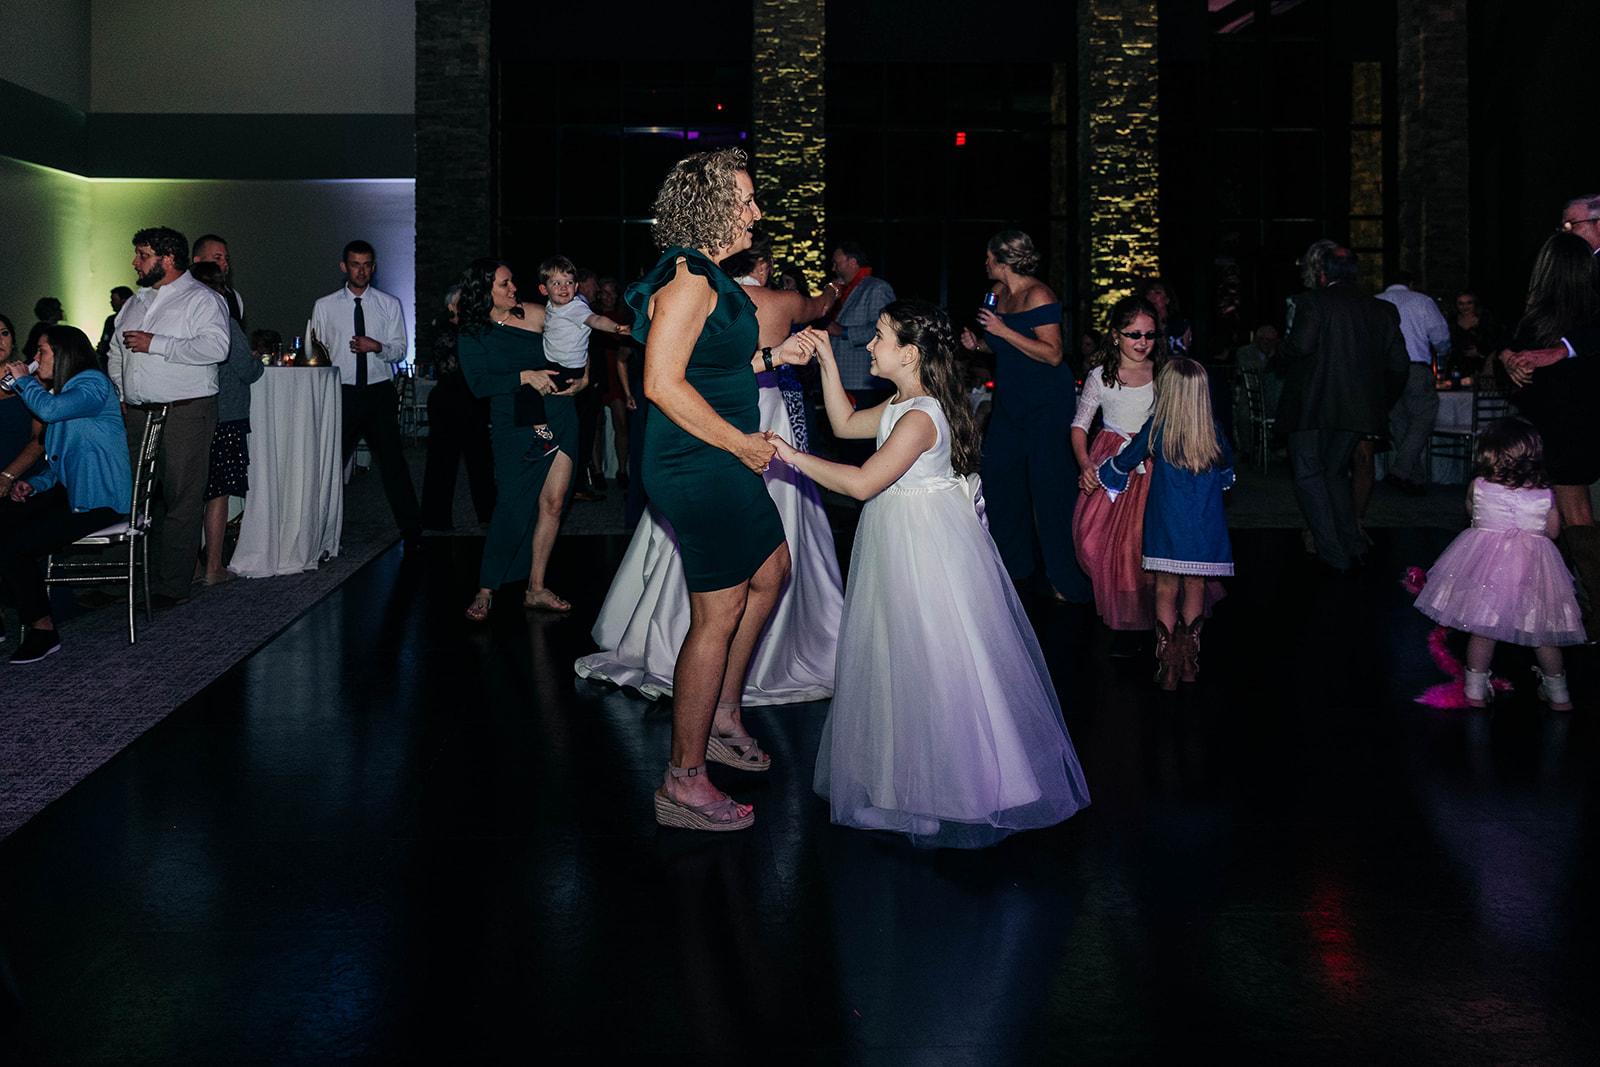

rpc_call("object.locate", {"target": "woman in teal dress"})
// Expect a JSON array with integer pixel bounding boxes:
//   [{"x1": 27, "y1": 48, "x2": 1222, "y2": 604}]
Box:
[
  {"x1": 456, "y1": 258, "x2": 583, "y2": 621},
  {"x1": 631, "y1": 147, "x2": 818, "y2": 832}
]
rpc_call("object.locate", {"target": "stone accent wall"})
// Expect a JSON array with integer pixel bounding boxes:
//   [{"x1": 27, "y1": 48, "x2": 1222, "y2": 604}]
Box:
[
  {"x1": 415, "y1": 0, "x2": 491, "y2": 351},
  {"x1": 754, "y1": 0, "x2": 827, "y2": 291},
  {"x1": 1050, "y1": 62, "x2": 1074, "y2": 327},
  {"x1": 1077, "y1": 0, "x2": 1160, "y2": 329},
  {"x1": 1396, "y1": 0, "x2": 1469, "y2": 293}
]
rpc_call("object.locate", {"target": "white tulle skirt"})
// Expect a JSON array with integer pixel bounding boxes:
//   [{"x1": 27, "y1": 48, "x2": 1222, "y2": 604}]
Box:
[
  {"x1": 815, "y1": 481, "x2": 1091, "y2": 849},
  {"x1": 575, "y1": 383, "x2": 844, "y2": 705}
]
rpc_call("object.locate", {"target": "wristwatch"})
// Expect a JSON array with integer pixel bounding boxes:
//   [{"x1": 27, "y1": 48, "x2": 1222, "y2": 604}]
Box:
[{"x1": 761, "y1": 347, "x2": 775, "y2": 372}]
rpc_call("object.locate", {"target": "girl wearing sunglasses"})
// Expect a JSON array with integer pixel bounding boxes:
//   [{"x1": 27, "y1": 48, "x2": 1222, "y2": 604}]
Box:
[{"x1": 1070, "y1": 296, "x2": 1165, "y2": 635}]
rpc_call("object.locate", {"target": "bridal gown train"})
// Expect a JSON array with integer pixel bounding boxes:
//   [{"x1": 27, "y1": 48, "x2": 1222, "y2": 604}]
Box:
[{"x1": 574, "y1": 374, "x2": 844, "y2": 705}]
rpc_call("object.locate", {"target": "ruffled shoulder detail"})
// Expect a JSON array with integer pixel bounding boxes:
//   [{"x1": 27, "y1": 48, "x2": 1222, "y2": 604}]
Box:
[{"x1": 625, "y1": 246, "x2": 754, "y2": 346}]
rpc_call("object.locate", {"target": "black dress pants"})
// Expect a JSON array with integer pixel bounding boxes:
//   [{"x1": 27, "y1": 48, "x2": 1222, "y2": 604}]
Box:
[
  {"x1": 420, "y1": 375, "x2": 495, "y2": 529},
  {"x1": 575, "y1": 376, "x2": 605, "y2": 483},
  {"x1": 342, "y1": 382, "x2": 421, "y2": 537},
  {"x1": 0, "y1": 486, "x2": 123, "y2": 622}
]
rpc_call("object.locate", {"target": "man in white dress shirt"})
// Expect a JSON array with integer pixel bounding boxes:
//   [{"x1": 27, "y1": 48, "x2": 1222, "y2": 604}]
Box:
[
  {"x1": 1376, "y1": 270, "x2": 1450, "y2": 496},
  {"x1": 309, "y1": 239, "x2": 420, "y2": 542},
  {"x1": 106, "y1": 226, "x2": 230, "y2": 606}
]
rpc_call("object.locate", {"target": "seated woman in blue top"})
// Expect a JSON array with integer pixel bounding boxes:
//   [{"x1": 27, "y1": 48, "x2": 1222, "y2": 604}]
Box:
[
  {"x1": 0, "y1": 325, "x2": 133, "y2": 664},
  {"x1": 958, "y1": 229, "x2": 1090, "y2": 604}
]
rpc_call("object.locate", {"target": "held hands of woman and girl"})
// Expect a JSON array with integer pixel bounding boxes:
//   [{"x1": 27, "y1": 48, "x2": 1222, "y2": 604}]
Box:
[{"x1": 771, "y1": 312, "x2": 950, "y2": 501}]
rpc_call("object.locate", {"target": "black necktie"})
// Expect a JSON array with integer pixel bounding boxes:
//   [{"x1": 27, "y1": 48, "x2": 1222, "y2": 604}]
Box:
[{"x1": 354, "y1": 297, "x2": 367, "y2": 386}]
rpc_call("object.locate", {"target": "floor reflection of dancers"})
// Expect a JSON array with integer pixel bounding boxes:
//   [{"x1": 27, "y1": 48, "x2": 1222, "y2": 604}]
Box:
[{"x1": 575, "y1": 237, "x2": 844, "y2": 706}]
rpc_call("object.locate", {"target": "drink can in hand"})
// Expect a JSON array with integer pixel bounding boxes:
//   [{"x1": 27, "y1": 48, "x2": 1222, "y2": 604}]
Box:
[{"x1": 982, "y1": 293, "x2": 998, "y2": 311}]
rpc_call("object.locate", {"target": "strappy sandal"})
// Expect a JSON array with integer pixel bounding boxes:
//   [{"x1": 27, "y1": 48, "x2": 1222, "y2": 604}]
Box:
[
  {"x1": 524, "y1": 586, "x2": 571, "y2": 613},
  {"x1": 653, "y1": 764, "x2": 755, "y2": 832},
  {"x1": 464, "y1": 589, "x2": 493, "y2": 622},
  {"x1": 705, "y1": 701, "x2": 771, "y2": 772}
]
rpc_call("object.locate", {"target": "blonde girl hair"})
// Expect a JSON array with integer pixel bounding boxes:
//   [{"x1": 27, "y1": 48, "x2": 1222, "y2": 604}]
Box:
[{"x1": 1150, "y1": 358, "x2": 1223, "y2": 474}]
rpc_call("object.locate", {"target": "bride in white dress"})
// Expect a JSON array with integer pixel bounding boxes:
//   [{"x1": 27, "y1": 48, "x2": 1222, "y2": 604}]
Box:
[
  {"x1": 575, "y1": 263, "x2": 845, "y2": 705},
  {"x1": 772, "y1": 300, "x2": 1089, "y2": 848}
]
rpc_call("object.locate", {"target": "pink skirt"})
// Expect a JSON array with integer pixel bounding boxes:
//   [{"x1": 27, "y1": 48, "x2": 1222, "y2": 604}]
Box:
[
  {"x1": 1073, "y1": 430, "x2": 1155, "y2": 630},
  {"x1": 1416, "y1": 528, "x2": 1586, "y2": 646}
]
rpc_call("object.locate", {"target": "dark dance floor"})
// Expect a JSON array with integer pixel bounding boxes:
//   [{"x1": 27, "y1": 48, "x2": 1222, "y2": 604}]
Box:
[{"x1": 2, "y1": 523, "x2": 1597, "y2": 1064}]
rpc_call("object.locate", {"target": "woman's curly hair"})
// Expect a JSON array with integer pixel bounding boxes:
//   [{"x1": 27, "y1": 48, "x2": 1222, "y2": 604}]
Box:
[
  {"x1": 879, "y1": 300, "x2": 982, "y2": 476},
  {"x1": 987, "y1": 230, "x2": 1041, "y2": 277},
  {"x1": 650, "y1": 148, "x2": 749, "y2": 253},
  {"x1": 455, "y1": 258, "x2": 522, "y2": 336},
  {"x1": 1475, "y1": 416, "x2": 1550, "y2": 490},
  {"x1": 1087, "y1": 296, "x2": 1165, "y2": 388}
]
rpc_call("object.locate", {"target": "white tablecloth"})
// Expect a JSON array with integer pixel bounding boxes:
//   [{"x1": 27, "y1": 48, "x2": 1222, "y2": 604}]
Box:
[
  {"x1": 230, "y1": 367, "x2": 344, "y2": 577},
  {"x1": 1429, "y1": 390, "x2": 1473, "y2": 484},
  {"x1": 1376, "y1": 389, "x2": 1474, "y2": 485}
]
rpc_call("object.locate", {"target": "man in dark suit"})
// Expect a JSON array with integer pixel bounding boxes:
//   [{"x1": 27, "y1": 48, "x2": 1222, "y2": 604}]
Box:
[{"x1": 1278, "y1": 246, "x2": 1409, "y2": 571}]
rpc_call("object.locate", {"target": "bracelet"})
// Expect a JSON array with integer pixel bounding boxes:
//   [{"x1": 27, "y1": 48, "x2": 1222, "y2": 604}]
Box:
[
  {"x1": 761, "y1": 347, "x2": 775, "y2": 372},
  {"x1": 0, "y1": 471, "x2": 14, "y2": 483}
]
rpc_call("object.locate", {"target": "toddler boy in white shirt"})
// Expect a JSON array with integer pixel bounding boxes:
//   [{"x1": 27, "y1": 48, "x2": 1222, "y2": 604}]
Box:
[{"x1": 523, "y1": 254, "x2": 629, "y2": 461}]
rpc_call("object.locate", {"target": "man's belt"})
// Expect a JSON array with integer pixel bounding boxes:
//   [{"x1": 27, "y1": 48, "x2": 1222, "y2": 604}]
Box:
[{"x1": 127, "y1": 396, "x2": 210, "y2": 412}]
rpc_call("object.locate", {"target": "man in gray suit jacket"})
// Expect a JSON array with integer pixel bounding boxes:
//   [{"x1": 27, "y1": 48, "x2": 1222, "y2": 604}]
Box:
[{"x1": 1278, "y1": 247, "x2": 1409, "y2": 571}]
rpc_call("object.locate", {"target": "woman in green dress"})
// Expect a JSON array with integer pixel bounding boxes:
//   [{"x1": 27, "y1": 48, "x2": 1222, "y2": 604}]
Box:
[
  {"x1": 456, "y1": 258, "x2": 583, "y2": 620},
  {"x1": 631, "y1": 148, "x2": 818, "y2": 831}
]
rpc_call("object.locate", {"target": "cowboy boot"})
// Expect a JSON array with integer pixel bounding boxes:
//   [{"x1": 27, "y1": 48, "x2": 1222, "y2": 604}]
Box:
[
  {"x1": 1180, "y1": 617, "x2": 1204, "y2": 683},
  {"x1": 1154, "y1": 621, "x2": 1181, "y2": 691}
]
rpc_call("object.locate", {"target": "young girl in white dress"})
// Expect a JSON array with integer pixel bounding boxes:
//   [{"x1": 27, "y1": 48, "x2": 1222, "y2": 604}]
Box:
[
  {"x1": 772, "y1": 300, "x2": 1090, "y2": 848},
  {"x1": 1413, "y1": 418, "x2": 1585, "y2": 709}
]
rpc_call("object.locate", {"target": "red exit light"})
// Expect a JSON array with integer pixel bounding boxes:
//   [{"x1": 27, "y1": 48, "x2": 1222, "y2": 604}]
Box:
[{"x1": 955, "y1": 131, "x2": 966, "y2": 146}]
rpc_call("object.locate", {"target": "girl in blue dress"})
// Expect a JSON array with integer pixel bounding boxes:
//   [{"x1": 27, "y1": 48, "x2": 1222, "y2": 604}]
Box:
[{"x1": 1098, "y1": 358, "x2": 1234, "y2": 689}]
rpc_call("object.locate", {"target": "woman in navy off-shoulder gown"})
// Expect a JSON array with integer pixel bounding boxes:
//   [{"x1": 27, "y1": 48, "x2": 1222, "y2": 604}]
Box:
[{"x1": 959, "y1": 230, "x2": 1090, "y2": 603}]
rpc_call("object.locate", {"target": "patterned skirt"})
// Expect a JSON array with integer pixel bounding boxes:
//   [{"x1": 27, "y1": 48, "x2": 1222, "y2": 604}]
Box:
[{"x1": 204, "y1": 419, "x2": 251, "y2": 501}]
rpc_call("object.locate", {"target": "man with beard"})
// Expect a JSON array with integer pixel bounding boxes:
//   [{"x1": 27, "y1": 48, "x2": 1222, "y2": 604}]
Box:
[{"x1": 106, "y1": 225, "x2": 229, "y2": 608}]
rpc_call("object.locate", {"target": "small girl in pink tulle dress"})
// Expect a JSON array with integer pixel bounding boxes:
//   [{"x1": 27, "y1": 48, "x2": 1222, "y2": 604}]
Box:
[{"x1": 1414, "y1": 418, "x2": 1585, "y2": 709}]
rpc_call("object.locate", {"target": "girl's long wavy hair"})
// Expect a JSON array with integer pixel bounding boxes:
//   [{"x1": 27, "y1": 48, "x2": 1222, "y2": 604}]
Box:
[
  {"x1": 455, "y1": 258, "x2": 523, "y2": 337},
  {"x1": 1087, "y1": 296, "x2": 1165, "y2": 388},
  {"x1": 650, "y1": 148, "x2": 749, "y2": 254},
  {"x1": 881, "y1": 299, "x2": 981, "y2": 475},
  {"x1": 1516, "y1": 232, "x2": 1600, "y2": 348},
  {"x1": 1150, "y1": 358, "x2": 1223, "y2": 474},
  {"x1": 1474, "y1": 416, "x2": 1549, "y2": 489}
]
